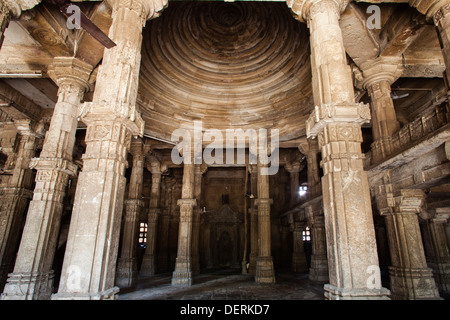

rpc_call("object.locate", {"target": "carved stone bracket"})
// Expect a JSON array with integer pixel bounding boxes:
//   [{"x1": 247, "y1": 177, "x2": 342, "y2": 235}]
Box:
[{"x1": 306, "y1": 103, "x2": 371, "y2": 138}]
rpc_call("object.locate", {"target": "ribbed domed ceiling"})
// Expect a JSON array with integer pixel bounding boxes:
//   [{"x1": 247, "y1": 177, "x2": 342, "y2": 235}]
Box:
[{"x1": 138, "y1": 1, "x2": 313, "y2": 143}]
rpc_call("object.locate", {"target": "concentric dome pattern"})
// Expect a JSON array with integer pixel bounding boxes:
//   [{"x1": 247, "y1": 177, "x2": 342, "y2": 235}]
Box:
[{"x1": 138, "y1": 1, "x2": 312, "y2": 143}]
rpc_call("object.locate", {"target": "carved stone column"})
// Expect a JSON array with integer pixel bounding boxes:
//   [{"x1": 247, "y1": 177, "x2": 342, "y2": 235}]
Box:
[
  {"x1": 429, "y1": 208, "x2": 450, "y2": 296},
  {"x1": 248, "y1": 164, "x2": 258, "y2": 275},
  {"x1": 299, "y1": 139, "x2": 321, "y2": 199},
  {"x1": 192, "y1": 163, "x2": 207, "y2": 276},
  {"x1": 172, "y1": 149, "x2": 196, "y2": 286},
  {"x1": 285, "y1": 162, "x2": 302, "y2": 208},
  {"x1": 1, "y1": 57, "x2": 92, "y2": 300},
  {"x1": 361, "y1": 58, "x2": 402, "y2": 162},
  {"x1": 376, "y1": 184, "x2": 440, "y2": 299},
  {"x1": 421, "y1": 208, "x2": 450, "y2": 297},
  {"x1": 0, "y1": 0, "x2": 20, "y2": 48},
  {"x1": 255, "y1": 156, "x2": 275, "y2": 284},
  {"x1": 306, "y1": 199, "x2": 329, "y2": 282},
  {"x1": 411, "y1": 0, "x2": 450, "y2": 87},
  {"x1": 289, "y1": 0, "x2": 390, "y2": 299},
  {"x1": 0, "y1": 120, "x2": 39, "y2": 292},
  {"x1": 157, "y1": 178, "x2": 173, "y2": 272},
  {"x1": 116, "y1": 139, "x2": 144, "y2": 287},
  {"x1": 291, "y1": 221, "x2": 308, "y2": 274},
  {"x1": 140, "y1": 161, "x2": 161, "y2": 277},
  {"x1": 52, "y1": 0, "x2": 167, "y2": 300}
]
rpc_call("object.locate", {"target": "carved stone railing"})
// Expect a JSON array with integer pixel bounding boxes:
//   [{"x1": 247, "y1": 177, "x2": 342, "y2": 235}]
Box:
[{"x1": 365, "y1": 103, "x2": 450, "y2": 168}]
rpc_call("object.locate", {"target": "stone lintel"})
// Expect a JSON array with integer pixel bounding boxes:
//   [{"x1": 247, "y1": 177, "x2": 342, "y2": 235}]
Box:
[{"x1": 306, "y1": 103, "x2": 371, "y2": 138}]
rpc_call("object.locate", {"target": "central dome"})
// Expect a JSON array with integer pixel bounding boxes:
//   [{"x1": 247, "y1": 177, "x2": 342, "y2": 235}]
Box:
[{"x1": 138, "y1": 2, "x2": 313, "y2": 143}]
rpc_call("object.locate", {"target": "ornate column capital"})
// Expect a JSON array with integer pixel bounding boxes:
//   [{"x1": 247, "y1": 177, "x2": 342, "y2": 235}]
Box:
[
  {"x1": 409, "y1": 0, "x2": 450, "y2": 21},
  {"x1": 285, "y1": 161, "x2": 304, "y2": 174},
  {"x1": 47, "y1": 57, "x2": 93, "y2": 92},
  {"x1": 286, "y1": 0, "x2": 350, "y2": 23},
  {"x1": 359, "y1": 57, "x2": 403, "y2": 90},
  {"x1": 1, "y1": 0, "x2": 21, "y2": 19},
  {"x1": 306, "y1": 102, "x2": 371, "y2": 139},
  {"x1": 107, "y1": 0, "x2": 168, "y2": 24}
]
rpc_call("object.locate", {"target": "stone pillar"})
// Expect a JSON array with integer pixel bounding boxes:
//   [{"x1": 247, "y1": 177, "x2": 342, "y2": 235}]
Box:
[
  {"x1": 428, "y1": 208, "x2": 450, "y2": 297},
  {"x1": 248, "y1": 164, "x2": 258, "y2": 275},
  {"x1": 421, "y1": 208, "x2": 450, "y2": 297},
  {"x1": 52, "y1": 0, "x2": 167, "y2": 300},
  {"x1": 361, "y1": 58, "x2": 402, "y2": 162},
  {"x1": 172, "y1": 149, "x2": 196, "y2": 286},
  {"x1": 289, "y1": 0, "x2": 390, "y2": 299},
  {"x1": 116, "y1": 139, "x2": 144, "y2": 287},
  {"x1": 291, "y1": 221, "x2": 308, "y2": 274},
  {"x1": 140, "y1": 161, "x2": 161, "y2": 277},
  {"x1": 285, "y1": 162, "x2": 302, "y2": 208},
  {"x1": 306, "y1": 201, "x2": 329, "y2": 282},
  {"x1": 0, "y1": 0, "x2": 20, "y2": 48},
  {"x1": 254, "y1": 156, "x2": 275, "y2": 284},
  {"x1": 192, "y1": 163, "x2": 207, "y2": 276},
  {"x1": 376, "y1": 185, "x2": 440, "y2": 299},
  {"x1": 157, "y1": 179, "x2": 173, "y2": 272},
  {"x1": 413, "y1": 0, "x2": 450, "y2": 88},
  {"x1": 299, "y1": 139, "x2": 321, "y2": 199},
  {"x1": 1, "y1": 57, "x2": 92, "y2": 300},
  {"x1": 0, "y1": 120, "x2": 39, "y2": 292}
]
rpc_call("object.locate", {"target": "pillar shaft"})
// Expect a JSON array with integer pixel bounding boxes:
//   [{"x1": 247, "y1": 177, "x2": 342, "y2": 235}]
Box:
[
  {"x1": 116, "y1": 140, "x2": 144, "y2": 287},
  {"x1": 1, "y1": 58, "x2": 92, "y2": 300},
  {"x1": 361, "y1": 58, "x2": 402, "y2": 162},
  {"x1": 140, "y1": 162, "x2": 162, "y2": 277},
  {"x1": 432, "y1": 3, "x2": 450, "y2": 87},
  {"x1": 0, "y1": 123, "x2": 37, "y2": 292},
  {"x1": 426, "y1": 215, "x2": 450, "y2": 296},
  {"x1": 248, "y1": 165, "x2": 258, "y2": 275},
  {"x1": 255, "y1": 160, "x2": 275, "y2": 284},
  {"x1": 306, "y1": 203, "x2": 329, "y2": 282},
  {"x1": 303, "y1": 0, "x2": 389, "y2": 300},
  {"x1": 192, "y1": 164, "x2": 205, "y2": 276},
  {"x1": 52, "y1": 0, "x2": 156, "y2": 300},
  {"x1": 378, "y1": 188, "x2": 440, "y2": 299},
  {"x1": 299, "y1": 139, "x2": 321, "y2": 199},
  {"x1": 286, "y1": 164, "x2": 301, "y2": 208},
  {"x1": 292, "y1": 222, "x2": 308, "y2": 273},
  {"x1": 172, "y1": 152, "x2": 196, "y2": 286}
]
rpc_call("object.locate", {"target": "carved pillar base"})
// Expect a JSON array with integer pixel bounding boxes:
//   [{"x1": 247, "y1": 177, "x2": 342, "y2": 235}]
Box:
[
  {"x1": 115, "y1": 258, "x2": 138, "y2": 288},
  {"x1": 324, "y1": 284, "x2": 390, "y2": 300},
  {"x1": 309, "y1": 254, "x2": 329, "y2": 283},
  {"x1": 1, "y1": 271, "x2": 54, "y2": 300},
  {"x1": 172, "y1": 257, "x2": 193, "y2": 286},
  {"x1": 389, "y1": 266, "x2": 440, "y2": 300},
  {"x1": 255, "y1": 256, "x2": 276, "y2": 284},
  {"x1": 52, "y1": 287, "x2": 119, "y2": 300}
]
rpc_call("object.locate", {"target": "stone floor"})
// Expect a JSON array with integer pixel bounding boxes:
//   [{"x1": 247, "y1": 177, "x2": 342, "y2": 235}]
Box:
[{"x1": 118, "y1": 268, "x2": 325, "y2": 300}]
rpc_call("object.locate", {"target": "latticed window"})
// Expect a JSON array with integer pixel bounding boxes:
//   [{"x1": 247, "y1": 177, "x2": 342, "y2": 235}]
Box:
[
  {"x1": 302, "y1": 226, "x2": 311, "y2": 242},
  {"x1": 138, "y1": 222, "x2": 148, "y2": 247}
]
